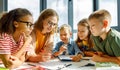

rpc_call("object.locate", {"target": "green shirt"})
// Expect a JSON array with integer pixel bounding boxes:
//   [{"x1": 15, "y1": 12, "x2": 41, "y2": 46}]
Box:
[{"x1": 92, "y1": 29, "x2": 120, "y2": 57}]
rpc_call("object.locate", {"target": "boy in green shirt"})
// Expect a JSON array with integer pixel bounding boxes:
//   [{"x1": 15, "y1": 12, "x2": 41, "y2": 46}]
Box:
[{"x1": 88, "y1": 9, "x2": 120, "y2": 65}]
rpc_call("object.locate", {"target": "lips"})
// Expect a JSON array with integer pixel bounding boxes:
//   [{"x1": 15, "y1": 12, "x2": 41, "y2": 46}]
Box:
[{"x1": 47, "y1": 27, "x2": 52, "y2": 32}]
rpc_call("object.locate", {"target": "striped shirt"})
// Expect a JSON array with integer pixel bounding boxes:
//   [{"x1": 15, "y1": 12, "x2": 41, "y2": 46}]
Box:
[{"x1": 0, "y1": 33, "x2": 30, "y2": 55}]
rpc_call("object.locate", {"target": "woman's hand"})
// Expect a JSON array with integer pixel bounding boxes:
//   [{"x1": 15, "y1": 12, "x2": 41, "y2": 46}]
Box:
[{"x1": 41, "y1": 52, "x2": 52, "y2": 62}]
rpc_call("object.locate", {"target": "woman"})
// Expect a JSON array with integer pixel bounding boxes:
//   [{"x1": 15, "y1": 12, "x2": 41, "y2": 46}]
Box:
[
  {"x1": 27, "y1": 9, "x2": 59, "y2": 62},
  {"x1": 0, "y1": 8, "x2": 33, "y2": 69}
]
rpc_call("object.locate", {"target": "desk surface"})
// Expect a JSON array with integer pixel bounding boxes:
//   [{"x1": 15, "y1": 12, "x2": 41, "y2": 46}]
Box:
[
  {"x1": 0, "y1": 58, "x2": 120, "y2": 70},
  {"x1": 14, "y1": 58, "x2": 96, "y2": 70}
]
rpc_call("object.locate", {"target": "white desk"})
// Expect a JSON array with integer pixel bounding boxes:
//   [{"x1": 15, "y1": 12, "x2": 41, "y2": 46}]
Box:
[{"x1": 0, "y1": 58, "x2": 120, "y2": 70}]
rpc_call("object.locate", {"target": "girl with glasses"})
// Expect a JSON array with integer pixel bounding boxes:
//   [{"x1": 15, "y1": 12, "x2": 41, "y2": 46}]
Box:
[{"x1": 0, "y1": 8, "x2": 33, "y2": 69}]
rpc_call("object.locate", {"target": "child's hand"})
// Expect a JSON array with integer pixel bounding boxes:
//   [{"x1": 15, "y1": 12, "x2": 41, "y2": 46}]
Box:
[
  {"x1": 84, "y1": 51, "x2": 95, "y2": 57},
  {"x1": 22, "y1": 32, "x2": 32, "y2": 45},
  {"x1": 59, "y1": 45, "x2": 67, "y2": 52},
  {"x1": 92, "y1": 54, "x2": 103, "y2": 62},
  {"x1": 94, "y1": 51, "x2": 104, "y2": 56},
  {"x1": 71, "y1": 54, "x2": 82, "y2": 62}
]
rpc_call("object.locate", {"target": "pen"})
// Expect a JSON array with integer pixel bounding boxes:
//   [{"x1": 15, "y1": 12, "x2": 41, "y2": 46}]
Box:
[
  {"x1": 65, "y1": 64, "x2": 72, "y2": 67},
  {"x1": 28, "y1": 63, "x2": 36, "y2": 66}
]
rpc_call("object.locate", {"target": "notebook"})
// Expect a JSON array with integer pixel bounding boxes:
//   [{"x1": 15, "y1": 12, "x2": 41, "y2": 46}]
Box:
[{"x1": 58, "y1": 55, "x2": 72, "y2": 61}]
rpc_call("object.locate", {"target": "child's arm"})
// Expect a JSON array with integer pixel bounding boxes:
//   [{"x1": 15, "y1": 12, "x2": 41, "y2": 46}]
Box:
[
  {"x1": 84, "y1": 51, "x2": 96, "y2": 57},
  {"x1": 92, "y1": 54, "x2": 120, "y2": 65},
  {"x1": 13, "y1": 34, "x2": 32, "y2": 58},
  {"x1": 53, "y1": 46, "x2": 67, "y2": 57},
  {"x1": 71, "y1": 41, "x2": 83, "y2": 62},
  {"x1": 0, "y1": 54, "x2": 24, "y2": 69}
]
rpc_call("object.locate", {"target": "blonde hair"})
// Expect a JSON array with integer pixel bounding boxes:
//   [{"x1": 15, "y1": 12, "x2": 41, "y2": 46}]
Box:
[
  {"x1": 59, "y1": 24, "x2": 72, "y2": 33},
  {"x1": 88, "y1": 9, "x2": 111, "y2": 24}
]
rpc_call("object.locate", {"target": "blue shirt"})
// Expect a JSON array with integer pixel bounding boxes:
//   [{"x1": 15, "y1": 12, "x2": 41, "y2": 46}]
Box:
[{"x1": 53, "y1": 39, "x2": 83, "y2": 55}]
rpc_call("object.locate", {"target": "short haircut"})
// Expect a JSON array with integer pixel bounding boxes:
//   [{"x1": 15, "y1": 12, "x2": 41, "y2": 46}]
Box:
[
  {"x1": 59, "y1": 24, "x2": 72, "y2": 33},
  {"x1": 88, "y1": 9, "x2": 111, "y2": 24}
]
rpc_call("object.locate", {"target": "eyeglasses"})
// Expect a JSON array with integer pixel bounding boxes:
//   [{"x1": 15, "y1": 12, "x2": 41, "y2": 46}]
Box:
[
  {"x1": 17, "y1": 20, "x2": 34, "y2": 28},
  {"x1": 47, "y1": 21, "x2": 57, "y2": 27}
]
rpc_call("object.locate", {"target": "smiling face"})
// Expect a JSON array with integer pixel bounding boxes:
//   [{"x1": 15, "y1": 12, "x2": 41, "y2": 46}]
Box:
[
  {"x1": 88, "y1": 18, "x2": 105, "y2": 36},
  {"x1": 60, "y1": 29, "x2": 71, "y2": 44},
  {"x1": 42, "y1": 16, "x2": 58, "y2": 33},
  {"x1": 77, "y1": 24, "x2": 89, "y2": 40}
]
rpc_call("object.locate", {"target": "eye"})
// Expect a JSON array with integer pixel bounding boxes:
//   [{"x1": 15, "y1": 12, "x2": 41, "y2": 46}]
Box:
[
  {"x1": 30, "y1": 24, "x2": 34, "y2": 28},
  {"x1": 48, "y1": 21, "x2": 57, "y2": 26}
]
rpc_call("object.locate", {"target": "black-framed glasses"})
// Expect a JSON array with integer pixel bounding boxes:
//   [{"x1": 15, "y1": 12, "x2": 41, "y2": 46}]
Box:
[
  {"x1": 47, "y1": 21, "x2": 57, "y2": 27},
  {"x1": 17, "y1": 20, "x2": 34, "y2": 28}
]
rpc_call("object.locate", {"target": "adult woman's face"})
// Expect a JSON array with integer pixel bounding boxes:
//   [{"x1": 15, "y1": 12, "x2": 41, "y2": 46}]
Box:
[{"x1": 43, "y1": 16, "x2": 58, "y2": 33}]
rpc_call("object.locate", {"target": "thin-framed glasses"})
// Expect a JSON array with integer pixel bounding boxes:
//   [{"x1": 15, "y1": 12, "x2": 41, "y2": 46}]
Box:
[
  {"x1": 17, "y1": 20, "x2": 34, "y2": 28},
  {"x1": 47, "y1": 21, "x2": 57, "y2": 27}
]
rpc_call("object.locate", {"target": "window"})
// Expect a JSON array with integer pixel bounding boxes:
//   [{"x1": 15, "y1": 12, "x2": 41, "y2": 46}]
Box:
[
  {"x1": 73, "y1": 0, "x2": 93, "y2": 40},
  {"x1": 73, "y1": 0, "x2": 93, "y2": 30},
  {"x1": 47, "y1": 0, "x2": 68, "y2": 27},
  {"x1": 8, "y1": 0, "x2": 40, "y2": 22},
  {"x1": 99, "y1": 0, "x2": 117, "y2": 26}
]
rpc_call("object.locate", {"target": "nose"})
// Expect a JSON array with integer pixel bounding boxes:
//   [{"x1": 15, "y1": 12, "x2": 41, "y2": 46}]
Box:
[{"x1": 49, "y1": 24, "x2": 54, "y2": 28}]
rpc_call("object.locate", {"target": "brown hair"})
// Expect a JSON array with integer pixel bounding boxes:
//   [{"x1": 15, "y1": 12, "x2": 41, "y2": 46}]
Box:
[
  {"x1": 88, "y1": 9, "x2": 111, "y2": 24},
  {"x1": 0, "y1": 8, "x2": 32, "y2": 34},
  {"x1": 76, "y1": 18, "x2": 94, "y2": 49},
  {"x1": 34, "y1": 9, "x2": 59, "y2": 34}
]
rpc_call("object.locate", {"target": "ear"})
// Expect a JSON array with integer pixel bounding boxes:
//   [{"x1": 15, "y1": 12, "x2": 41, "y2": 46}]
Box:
[
  {"x1": 103, "y1": 20, "x2": 108, "y2": 28},
  {"x1": 13, "y1": 21, "x2": 19, "y2": 28},
  {"x1": 70, "y1": 32, "x2": 72, "y2": 37}
]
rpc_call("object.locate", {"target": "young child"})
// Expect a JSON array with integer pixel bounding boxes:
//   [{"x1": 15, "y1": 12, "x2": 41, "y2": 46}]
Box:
[
  {"x1": 88, "y1": 9, "x2": 120, "y2": 65},
  {"x1": 53, "y1": 24, "x2": 83, "y2": 62},
  {"x1": 76, "y1": 18, "x2": 96, "y2": 57},
  {"x1": 0, "y1": 8, "x2": 33, "y2": 69}
]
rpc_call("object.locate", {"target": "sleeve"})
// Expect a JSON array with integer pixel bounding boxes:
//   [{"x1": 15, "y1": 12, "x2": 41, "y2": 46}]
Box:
[
  {"x1": 52, "y1": 42, "x2": 61, "y2": 54},
  {"x1": 0, "y1": 35, "x2": 11, "y2": 54},
  {"x1": 73, "y1": 41, "x2": 84, "y2": 56},
  {"x1": 111, "y1": 36, "x2": 120, "y2": 57}
]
